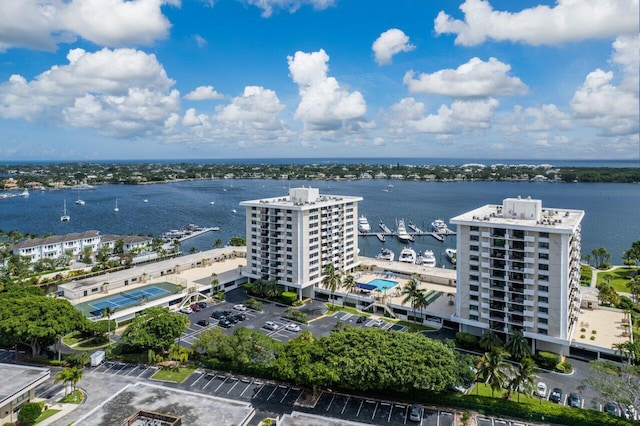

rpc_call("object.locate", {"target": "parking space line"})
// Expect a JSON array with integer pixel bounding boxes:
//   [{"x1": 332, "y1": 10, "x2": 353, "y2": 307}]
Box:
[
  {"x1": 386, "y1": 403, "x2": 393, "y2": 422},
  {"x1": 190, "y1": 372, "x2": 205, "y2": 387},
  {"x1": 201, "y1": 374, "x2": 216, "y2": 389},
  {"x1": 371, "y1": 401, "x2": 380, "y2": 420},
  {"x1": 227, "y1": 377, "x2": 239, "y2": 394},
  {"x1": 266, "y1": 385, "x2": 280, "y2": 401},
  {"x1": 252, "y1": 382, "x2": 266, "y2": 398},
  {"x1": 341, "y1": 396, "x2": 350, "y2": 414},
  {"x1": 356, "y1": 399, "x2": 364, "y2": 416},
  {"x1": 214, "y1": 376, "x2": 228, "y2": 392},
  {"x1": 239, "y1": 379, "x2": 252, "y2": 397},
  {"x1": 280, "y1": 386, "x2": 292, "y2": 403}
]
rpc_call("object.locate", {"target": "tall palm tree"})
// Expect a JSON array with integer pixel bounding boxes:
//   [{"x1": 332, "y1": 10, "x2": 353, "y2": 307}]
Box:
[
  {"x1": 479, "y1": 330, "x2": 503, "y2": 351},
  {"x1": 507, "y1": 358, "x2": 536, "y2": 402},
  {"x1": 477, "y1": 348, "x2": 512, "y2": 397},
  {"x1": 322, "y1": 264, "x2": 342, "y2": 307},
  {"x1": 54, "y1": 368, "x2": 74, "y2": 396},
  {"x1": 342, "y1": 274, "x2": 356, "y2": 294},
  {"x1": 505, "y1": 330, "x2": 531, "y2": 361},
  {"x1": 211, "y1": 273, "x2": 220, "y2": 295},
  {"x1": 101, "y1": 306, "x2": 115, "y2": 345},
  {"x1": 401, "y1": 277, "x2": 422, "y2": 323},
  {"x1": 626, "y1": 275, "x2": 640, "y2": 303},
  {"x1": 413, "y1": 290, "x2": 429, "y2": 325},
  {"x1": 613, "y1": 340, "x2": 640, "y2": 365},
  {"x1": 69, "y1": 367, "x2": 83, "y2": 391}
]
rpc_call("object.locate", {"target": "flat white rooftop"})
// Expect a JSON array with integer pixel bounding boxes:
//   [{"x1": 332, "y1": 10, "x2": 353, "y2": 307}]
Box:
[
  {"x1": 451, "y1": 196, "x2": 584, "y2": 232},
  {"x1": 0, "y1": 363, "x2": 50, "y2": 405},
  {"x1": 240, "y1": 187, "x2": 362, "y2": 210}
]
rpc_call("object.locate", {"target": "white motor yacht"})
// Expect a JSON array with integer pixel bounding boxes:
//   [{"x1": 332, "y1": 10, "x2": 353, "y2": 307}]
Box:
[
  {"x1": 417, "y1": 250, "x2": 437, "y2": 267},
  {"x1": 396, "y1": 219, "x2": 413, "y2": 242},
  {"x1": 376, "y1": 248, "x2": 395, "y2": 262},
  {"x1": 431, "y1": 219, "x2": 450, "y2": 234},
  {"x1": 446, "y1": 248, "x2": 457, "y2": 264},
  {"x1": 398, "y1": 247, "x2": 417, "y2": 264},
  {"x1": 358, "y1": 215, "x2": 371, "y2": 232}
]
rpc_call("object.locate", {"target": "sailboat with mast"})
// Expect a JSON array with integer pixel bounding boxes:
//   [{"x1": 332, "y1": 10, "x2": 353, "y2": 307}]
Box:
[
  {"x1": 114, "y1": 198, "x2": 119, "y2": 212},
  {"x1": 60, "y1": 200, "x2": 70, "y2": 221}
]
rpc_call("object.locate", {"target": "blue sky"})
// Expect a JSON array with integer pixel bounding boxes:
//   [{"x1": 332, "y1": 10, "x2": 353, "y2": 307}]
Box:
[{"x1": 0, "y1": 0, "x2": 638, "y2": 161}]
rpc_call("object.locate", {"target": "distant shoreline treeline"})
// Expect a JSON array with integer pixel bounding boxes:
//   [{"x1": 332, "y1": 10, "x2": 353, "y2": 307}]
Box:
[{"x1": 1, "y1": 162, "x2": 639, "y2": 186}]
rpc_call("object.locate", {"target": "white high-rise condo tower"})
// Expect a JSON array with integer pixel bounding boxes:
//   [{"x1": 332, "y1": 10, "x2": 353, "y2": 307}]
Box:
[
  {"x1": 450, "y1": 196, "x2": 584, "y2": 356},
  {"x1": 240, "y1": 187, "x2": 362, "y2": 299}
]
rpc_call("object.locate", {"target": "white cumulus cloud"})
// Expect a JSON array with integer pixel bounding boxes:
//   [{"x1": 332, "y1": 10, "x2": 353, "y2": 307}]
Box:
[
  {"x1": 245, "y1": 0, "x2": 335, "y2": 18},
  {"x1": 434, "y1": 0, "x2": 639, "y2": 46},
  {"x1": 372, "y1": 29, "x2": 415, "y2": 65},
  {"x1": 0, "y1": 48, "x2": 179, "y2": 138},
  {"x1": 288, "y1": 49, "x2": 367, "y2": 131},
  {"x1": 0, "y1": 0, "x2": 178, "y2": 52},
  {"x1": 184, "y1": 86, "x2": 224, "y2": 100},
  {"x1": 403, "y1": 57, "x2": 527, "y2": 98},
  {"x1": 215, "y1": 86, "x2": 285, "y2": 130}
]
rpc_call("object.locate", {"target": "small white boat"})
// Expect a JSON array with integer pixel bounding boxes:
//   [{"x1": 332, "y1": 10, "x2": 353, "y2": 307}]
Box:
[
  {"x1": 446, "y1": 248, "x2": 457, "y2": 264},
  {"x1": 232, "y1": 208, "x2": 237, "y2": 214},
  {"x1": 210, "y1": 201, "x2": 215, "y2": 205},
  {"x1": 398, "y1": 247, "x2": 417, "y2": 264},
  {"x1": 71, "y1": 183, "x2": 94, "y2": 190},
  {"x1": 20, "y1": 189, "x2": 29, "y2": 197},
  {"x1": 60, "y1": 200, "x2": 70, "y2": 222},
  {"x1": 376, "y1": 248, "x2": 395, "y2": 262},
  {"x1": 396, "y1": 219, "x2": 413, "y2": 242},
  {"x1": 114, "y1": 198, "x2": 119, "y2": 212},
  {"x1": 75, "y1": 192, "x2": 85, "y2": 205},
  {"x1": 358, "y1": 215, "x2": 371, "y2": 232},
  {"x1": 417, "y1": 250, "x2": 437, "y2": 267},
  {"x1": 143, "y1": 199, "x2": 148, "y2": 203}
]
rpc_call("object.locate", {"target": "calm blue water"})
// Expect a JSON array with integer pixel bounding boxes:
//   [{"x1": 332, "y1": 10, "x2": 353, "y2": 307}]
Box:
[
  {"x1": 1, "y1": 179, "x2": 638, "y2": 265},
  {"x1": 367, "y1": 279, "x2": 400, "y2": 290}
]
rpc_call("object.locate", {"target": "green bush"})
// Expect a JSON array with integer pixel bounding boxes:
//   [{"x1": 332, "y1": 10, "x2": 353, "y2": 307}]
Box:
[
  {"x1": 590, "y1": 336, "x2": 595, "y2": 340},
  {"x1": 580, "y1": 328, "x2": 586, "y2": 332},
  {"x1": 591, "y1": 330, "x2": 597, "y2": 334},
  {"x1": 556, "y1": 361, "x2": 573, "y2": 373},
  {"x1": 283, "y1": 308, "x2": 308, "y2": 323},
  {"x1": 455, "y1": 332, "x2": 479, "y2": 349},
  {"x1": 245, "y1": 298, "x2": 262, "y2": 311},
  {"x1": 281, "y1": 292, "x2": 297, "y2": 305},
  {"x1": 18, "y1": 402, "x2": 43, "y2": 425},
  {"x1": 580, "y1": 335, "x2": 586, "y2": 339},
  {"x1": 535, "y1": 351, "x2": 559, "y2": 370},
  {"x1": 344, "y1": 300, "x2": 357, "y2": 308}
]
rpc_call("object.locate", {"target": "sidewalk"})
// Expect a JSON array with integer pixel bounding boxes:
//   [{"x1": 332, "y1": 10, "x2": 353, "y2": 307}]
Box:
[{"x1": 36, "y1": 401, "x2": 79, "y2": 426}]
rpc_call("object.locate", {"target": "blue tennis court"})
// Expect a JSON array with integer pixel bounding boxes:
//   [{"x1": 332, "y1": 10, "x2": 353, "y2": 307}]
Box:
[{"x1": 89, "y1": 286, "x2": 169, "y2": 314}]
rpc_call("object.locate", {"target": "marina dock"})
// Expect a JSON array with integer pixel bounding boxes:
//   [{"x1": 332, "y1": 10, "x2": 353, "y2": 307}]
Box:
[{"x1": 361, "y1": 220, "x2": 454, "y2": 242}]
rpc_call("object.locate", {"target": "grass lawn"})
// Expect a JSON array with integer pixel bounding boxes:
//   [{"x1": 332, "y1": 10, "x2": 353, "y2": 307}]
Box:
[
  {"x1": 59, "y1": 390, "x2": 83, "y2": 404},
  {"x1": 151, "y1": 366, "x2": 195, "y2": 383},
  {"x1": 75, "y1": 338, "x2": 108, "y2": 349},
  {"x1": 596, "y1": 267, "x2": 640, "y2": 293},
  {"x1": 61, "y1": 332, "x2": 84, "y2": 346},
  {"x1": 35, "y1": 409, "x2": 61, "y2": 423},
  {"x1": 471, "y1": 383, "x2": 546, "y2": 405}
]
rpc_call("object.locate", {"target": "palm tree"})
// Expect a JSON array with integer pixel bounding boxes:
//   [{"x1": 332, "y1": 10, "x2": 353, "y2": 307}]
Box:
[
  {"x1": 342, "y1": 274, "x2": 357, "y2": 294},
  {"x1": 477, "y1": 348, "x2": 512, "y2": 397},
  {"x1": 68, "y1": 366, "x2": 83, "y2": 391},
  {"x1": 211, "y1": 273, "x2": 220, "y2": 295},
  {"x1": 507, "y1": 358, "x2": 537, "y2": 402},
  {"x1": 413, "y1": 290, "x2": 429, "y2": 325},
  {"x1": 100, "y1": 306, "x2": 115, "y2": 345},
  {"x1": 626, "y1": 275, "x2": 640, "y2": 303},
  {"x1": 613, "y1": 340, "x2": 640, "y2": 365},
  {"x1": 322, "y1": 264, "x2": 342, "y2": 307},
  {"x1": 54, "y1": 368, "x2": 74, "y2": 396},
  {"x1": 505, "y1": 330, "x2": 531, "y2": 361},
  {"x1": 401, "y1": 277, "x2": 421, "y2": 322},
  {"x1": 479, "y1": 330, "x2": 503, "y2": 351}
]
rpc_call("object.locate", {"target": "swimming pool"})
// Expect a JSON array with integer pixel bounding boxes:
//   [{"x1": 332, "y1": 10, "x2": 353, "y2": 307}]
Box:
[{"x1": 362, "y1": 278, "x2": 398, "y2": 291}]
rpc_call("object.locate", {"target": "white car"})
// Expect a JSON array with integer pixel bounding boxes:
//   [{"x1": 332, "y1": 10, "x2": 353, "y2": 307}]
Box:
[
  {"x1": 180, "y1": 306, "x2": 193, "y2": 314},
  {"x1": 264, "y1": 321, "x2": 278, "y2": 331},
  {"x1": 536, "y1": 382, "x2": 547, "y2": 398},
  {"x1": 233, "y1": 304, "x2": 247, "y2": 311},
  {"x1": 285, "y1": 323, "x2": 301, "y2": 332},
  {"x1": 371, "y1": 319, "x2": 385, "y2": 327}
]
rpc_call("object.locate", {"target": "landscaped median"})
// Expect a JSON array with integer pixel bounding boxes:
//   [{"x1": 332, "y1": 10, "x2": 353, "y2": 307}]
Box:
[{"x1": 151, "y1": 366, "x2": 196, "y2": 383}]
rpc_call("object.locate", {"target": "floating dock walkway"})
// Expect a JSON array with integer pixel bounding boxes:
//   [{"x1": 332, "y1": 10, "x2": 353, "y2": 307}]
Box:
[{"x1": 361, "y1": 220, "x2": 454, "y2": 242}]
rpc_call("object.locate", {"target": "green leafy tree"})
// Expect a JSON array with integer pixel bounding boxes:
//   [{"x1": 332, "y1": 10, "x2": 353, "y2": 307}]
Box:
[
  {"x1": 401, "y1": 276, "x2": 424, "y2": 323},
  {"x1": 477, "y1": 348, "x2": 512, "y2": 397},
  {"x1": 321, "y1": 264, "x2": 342, "y2": 307},
  {"x1": 0, "y1": 293, "x2": 88, "y2": 357},
  {"x1": 505, "y1": 330, "x2": 531, "y2": 361},
  {"x1": 211, "y1": 273, "x2": 220, "y2": 295},
  {"x1": 626, "y1": 275, "x2": 640, "y2": 303},
  {"x1": 596, "y1": 281, "x2": 620, "y2": 306},
  {"x1": 612, "y1": 340, "x2": 640, "y2": 365},
  {"x1": 54, "y1": 367, "x2": 75, "y2": 396},
  {"x1": 18, "y1": 402, "x2": 42, "y2": 425},
  {"x1": 121, "y1": 306, "x2": 189, "y2": 352},
  {"x1": 100, "y1": 306, "x2": 115, "y2": 345},
  {"x1": 213, "y1": 239, "x2": 223, "y2": 249},
  {"x1": 579, "y1": 360, "x2": 640, "y2": 411},
  {"x1": 79, "y1": 246, "x2": 93, "y2": 264},
  {"x1": 342, "y1": 274, "x2": 356, "y2": 294},
  {"x1": 229, "y1": 236, "x2": 246, "y2": 246}
]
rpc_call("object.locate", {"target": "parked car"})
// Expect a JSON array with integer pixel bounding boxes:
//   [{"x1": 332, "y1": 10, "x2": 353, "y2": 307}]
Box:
[
  {"x1": 604, "y1": 401, "x2": 620, "y2": 416},
  {"x1": 190, "y1": 303, "x2": 202, "y2": 312},
  {"x1": 568, "y1": 392, "x2": 581, "y2": 408},
  {"x1": 550, "y1": 387, "x2": 563, "y2": 403},
  {"x1": 285, "y1": 323, "x2": 301, "y2": 332},
  {"x1": 234, "y1": 313, "x2": 247, "y2": 321},
  {"x1": 535, "y1": 382, "x2": 547, "y2": 398},
  {"x1": 180, "y1": 306, "x2": 193, "y2": 314},
  {"x1": 196, "y1": 320, "x2": 209, "y2": 327},
  {"x1": 409, "y1": 405, "x2": 421, "y2": 422},
  {"x1": 222, "y1": 310, "x2": 233, "y2": 316},
  {"x1": 356, "y1": 316, "x2": 366, "y2": 324},
  {"x1": 226, "y1": 315, "x2": 239, "y2": 324},
  {"x1": 211, "y1": 311, "x2": 225, "y2": 319},
  {"x1": 218, "y1": 319, "x2": 232, "y2": 328},
  {"x1": 371, "y1": 319, "x2": 385, "y2": 327},
  {"x1": 197, "y1": 301, "x2": 208, "y2": 308},
  {"x1": 264, "y1": 321, "x2": 278, "y2": 331},
  {"x1": 233, "y1": 304, "x2": 247, "y2": 311}
]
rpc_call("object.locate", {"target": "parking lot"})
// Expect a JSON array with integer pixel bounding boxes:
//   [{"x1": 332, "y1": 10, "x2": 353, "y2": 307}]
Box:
[{"x1": 92, "y1": 360, "x2": 160, "y2": 379}]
